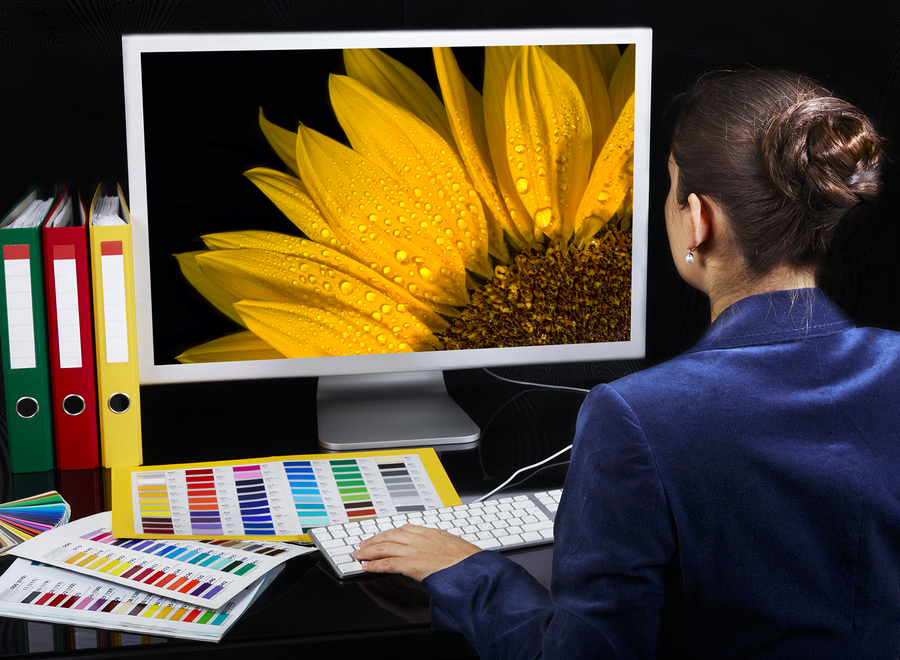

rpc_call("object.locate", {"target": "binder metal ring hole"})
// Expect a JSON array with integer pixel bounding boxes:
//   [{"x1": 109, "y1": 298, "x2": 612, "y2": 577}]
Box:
[
  {"x1": 63, "y1": 394, "x2": 86, "y2": 416},
  {"x1": 15, "y1": 397, "x2": 39, "y2": 419},
  {"x1": 108, "y1": 392, "x2": 131, "y2": 414}
]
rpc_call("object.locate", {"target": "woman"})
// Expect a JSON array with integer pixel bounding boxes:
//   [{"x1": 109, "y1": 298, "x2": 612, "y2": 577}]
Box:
[{"x1": 353, "y1": 70, "x2": 900, "y2": 658}]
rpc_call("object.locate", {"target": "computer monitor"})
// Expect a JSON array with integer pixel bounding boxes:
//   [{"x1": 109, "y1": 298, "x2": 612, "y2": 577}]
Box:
[{"x1": 123, "y1": 27, "x2": 652, "y2": 451}]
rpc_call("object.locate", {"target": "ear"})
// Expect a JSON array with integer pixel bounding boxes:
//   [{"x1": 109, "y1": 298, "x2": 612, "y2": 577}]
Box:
[{"x1": 687, "y1": 193, "x2": 714, "y2": 251}]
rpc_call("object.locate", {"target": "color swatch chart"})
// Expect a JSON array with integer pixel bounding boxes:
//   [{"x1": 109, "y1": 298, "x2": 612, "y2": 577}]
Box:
[
  {"x1": 114, "y1": 450, "x2": 458, "y2": 541},
  {"x1": 0, "y1": 490, "x2": 70, "y2": 551},
  {"x1": 134, "y1": 461, "x2": 300, "y2": 538},
  {"x1": 285, "y1": 454, "x2": 445, "y2": 531},
  {"x1": 8, "y1": 512, "x2": 312, "y2": 610},
  {"x1": 0, "y1": 558, "x2": 279, "y2": 642}
]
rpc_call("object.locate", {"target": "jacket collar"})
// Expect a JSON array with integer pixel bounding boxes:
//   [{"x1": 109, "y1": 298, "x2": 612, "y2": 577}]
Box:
[{"x1": 685, "y1": 288, "x2": 855, "y2": 354}]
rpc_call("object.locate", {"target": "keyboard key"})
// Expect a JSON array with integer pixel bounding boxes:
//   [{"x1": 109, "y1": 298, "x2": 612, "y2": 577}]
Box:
[
  {"x1": 522, "y1": 520, "x2": 553, "y2": 533},
  {"x1": 338, "y1": 561, "x2": 364, "y2": 575},
  {"x1": 499, "y1": 534, "x2": 525, "y2": 546}
]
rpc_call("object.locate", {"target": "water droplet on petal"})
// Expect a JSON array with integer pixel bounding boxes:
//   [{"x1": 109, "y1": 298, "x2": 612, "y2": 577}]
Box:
[
  {"x1": 535, "y1": 208, "x2": 556, "y2": 229},
  {"x1": 515, "y1": 178, "x2": 530, "y2": 193}
]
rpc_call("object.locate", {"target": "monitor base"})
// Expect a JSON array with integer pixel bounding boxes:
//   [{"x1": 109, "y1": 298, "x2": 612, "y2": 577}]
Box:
[{"x1": 317, "y1": 371, "x2": 481, "y2": 451}]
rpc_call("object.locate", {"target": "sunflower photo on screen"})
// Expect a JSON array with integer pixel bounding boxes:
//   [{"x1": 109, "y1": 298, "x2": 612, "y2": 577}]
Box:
[{"x1": 173, "y1": 43, "x2": 635, "y2": 363}]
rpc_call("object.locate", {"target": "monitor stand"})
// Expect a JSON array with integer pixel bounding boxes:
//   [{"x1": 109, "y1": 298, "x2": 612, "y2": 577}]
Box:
[{"x1": 316, "y1": 370, "x2": 480, "y2": 451}]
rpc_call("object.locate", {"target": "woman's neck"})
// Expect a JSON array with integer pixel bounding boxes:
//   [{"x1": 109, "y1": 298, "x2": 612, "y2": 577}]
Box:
[{"x1": 707, "y1": 266, "x2": 816, "y2": 323}]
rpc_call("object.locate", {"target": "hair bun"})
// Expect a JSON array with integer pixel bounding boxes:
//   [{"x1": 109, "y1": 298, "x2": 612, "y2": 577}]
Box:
[{"x1": 762, "y1": 96, "x2": 883, "y2": 221}]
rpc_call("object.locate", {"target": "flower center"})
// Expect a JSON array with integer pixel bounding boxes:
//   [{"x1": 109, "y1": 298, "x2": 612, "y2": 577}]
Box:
[{"x1": 438, "y1": 229, "x2": 632, "y2": 349}]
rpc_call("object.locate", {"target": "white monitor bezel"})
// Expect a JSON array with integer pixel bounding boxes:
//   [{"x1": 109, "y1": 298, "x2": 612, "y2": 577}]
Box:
[{"x1": 123, "y1": 27, "x2": 652, "y2": 385}]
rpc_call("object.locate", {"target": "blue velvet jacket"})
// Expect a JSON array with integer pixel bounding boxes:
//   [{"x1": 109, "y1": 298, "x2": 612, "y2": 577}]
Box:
[{"x1": 423, "y1": 288, "x2": 900, "y2": 659}]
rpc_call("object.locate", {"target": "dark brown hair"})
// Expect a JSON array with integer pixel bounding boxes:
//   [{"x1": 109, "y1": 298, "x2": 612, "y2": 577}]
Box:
[{"x1": 671, "y1": 70, "x2": 883, "y2": 277}]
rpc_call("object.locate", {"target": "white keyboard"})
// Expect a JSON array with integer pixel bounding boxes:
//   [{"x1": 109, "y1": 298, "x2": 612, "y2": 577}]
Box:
[{"x1": 309, "y1": 489, "x2": 562, "y2": 578}]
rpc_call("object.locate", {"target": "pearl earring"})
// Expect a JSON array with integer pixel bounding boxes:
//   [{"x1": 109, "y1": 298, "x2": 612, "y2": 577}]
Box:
[{"x1": 685, "y1": 249, "x2": 694, "y2": 264}]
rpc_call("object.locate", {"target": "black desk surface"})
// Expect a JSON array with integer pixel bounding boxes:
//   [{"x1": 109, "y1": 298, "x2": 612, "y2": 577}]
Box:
[
  {"x1": 0, "y1": 474, "x2": 557, "y2": 659},
  {"x1": 0, "y1": 440, "x2": 565, "y2": 658},
  {"x1": 0, "y1": 372, "x2": 582, "y2": 658}
]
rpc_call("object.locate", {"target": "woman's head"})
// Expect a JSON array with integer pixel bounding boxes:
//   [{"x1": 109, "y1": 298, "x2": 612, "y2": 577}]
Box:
[{"x1": 670, "y1": 69, "x2": 883, "y2": 279}]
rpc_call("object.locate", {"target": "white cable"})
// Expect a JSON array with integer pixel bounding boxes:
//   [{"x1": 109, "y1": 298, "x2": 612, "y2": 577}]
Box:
[
  {"x1": 474, "y1": 442, "x2": 573, "y2": 502},
  {"x1": 482, "y1": 368, "x2": 591, "y2": 394},
  {"x1": 472, "y1": 368, "x2": 589, "y2": 501}
]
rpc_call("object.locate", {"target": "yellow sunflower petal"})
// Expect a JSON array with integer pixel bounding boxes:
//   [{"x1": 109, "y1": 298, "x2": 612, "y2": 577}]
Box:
[
  {"x1": 590, "y1": 44, "x2": 621, "y2": 87},
  {"x1": 483, "y1": 46, "x2": 535, "y2": 248},
  {"x1": 258, "y1": 108, "x2": 300, "y2": 176},
  {"x1": 175, "y1": 330, "x2": 284, "y2": 363},
  {"x1": 198, "y1": 233, "x2": 455, "y2": 329},
  {"x1": 574, "y1": 93, "x2": 635, "y2": 246},
  {"x1": 505, "y1": 46, "x2": 592, "y2": 242},
  {"x1": 234, "y1": 304, "x2": 331, "y2": 357},
  {"x1": 433, "y1": 46, "x2": 512, "y2": 264},
  {"x1": 202, "y1": 229, "x2": 306, "y2": 253},
  {"x1": 243, "y1": 167, "x2": 330, "y2": 238},
  {"x1": 542, "y1": 44, "x2": 614, "y2": 157},
  {"x1": 202, "y1": 230, "x2": 461, "y2": 322},
  {"x1": 195, "y1": 248, "x2": 448, "y2": 341},
  {"x1": 328, "y1": 74, "x2": 492, "y2": 279},
  {"x1": 343, "y1": 48, "x2": 456, "y2": 147},
  {"x1": 235, "y1": 300, "x2": 439, "y2": 357},
  {"x1": 294, "y1": 120, "x2": 469, "y2": 306},
  {"x1": 174, "y1": 251, "x2": 245, "y2": 326},
  {"x1": 247, "y1": 164, "x2": 462, "y2": 316},
  {"x1": 609, "y1": 44, "x2": 635, "y2": 120}
]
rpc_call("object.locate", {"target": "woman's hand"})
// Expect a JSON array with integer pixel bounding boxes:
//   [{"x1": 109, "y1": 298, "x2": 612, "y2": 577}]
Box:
[{"x1": 353, "y1": 524, "x2": 481, "y2": 582}]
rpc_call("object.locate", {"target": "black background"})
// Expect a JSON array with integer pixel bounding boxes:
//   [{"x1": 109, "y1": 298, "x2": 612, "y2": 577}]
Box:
[{"x1": 1, "y1": 0, "x2": 898, "y2": 477}]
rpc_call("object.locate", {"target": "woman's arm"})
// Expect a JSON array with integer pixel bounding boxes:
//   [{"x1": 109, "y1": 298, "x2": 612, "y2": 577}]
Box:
[{"x1": 356, "y1": 384, "x2": 676, "y2": 659}]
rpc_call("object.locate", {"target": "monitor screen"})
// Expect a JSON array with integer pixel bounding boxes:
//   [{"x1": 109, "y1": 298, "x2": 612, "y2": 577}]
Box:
[{"x1": 123, "y1": 28, "x2": 652, "y2": 449}]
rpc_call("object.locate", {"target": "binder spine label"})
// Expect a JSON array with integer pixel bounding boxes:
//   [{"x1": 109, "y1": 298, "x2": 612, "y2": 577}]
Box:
[
  {"x1": 52, "y1": 244, "x2": 83, "y2": 369},
  {"x1": 3, "y1": 244, "x2": 36, "y2": 369},
  {"x1": 100, "y1": 241, "x2": 128, "y2": 364}
]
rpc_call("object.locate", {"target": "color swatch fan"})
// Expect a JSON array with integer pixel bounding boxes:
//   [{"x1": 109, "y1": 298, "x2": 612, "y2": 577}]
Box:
[{"x1": 0, "y1": 491, "x2": 71, "y2": 551}]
